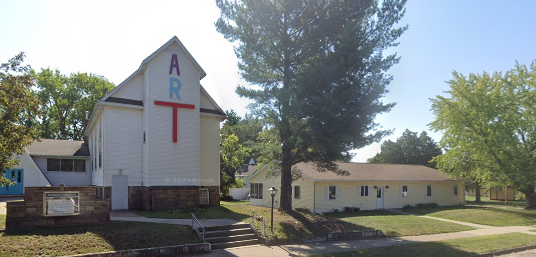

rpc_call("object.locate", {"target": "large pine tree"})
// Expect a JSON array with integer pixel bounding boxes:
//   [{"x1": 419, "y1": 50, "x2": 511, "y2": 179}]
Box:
[{"x1": 216, "y1": 0, "x2": 407, "y2": 210}]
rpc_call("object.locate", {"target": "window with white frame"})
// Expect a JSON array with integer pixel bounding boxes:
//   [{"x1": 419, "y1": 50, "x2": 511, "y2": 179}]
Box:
[
  {"x1": 359, "y1": 186, "x2": 369, "y2": 196},
  {"x1": 426, "y1": 185, "x2": 433, "y2": 197},
  {"x1": 294, "y1": 186, "x2": 301, "y2": 199},
  {"x1": 47, "y1": 158, "x2": 86, "y2": 172},
  {"x1": 250, "y1": 183, "x2": 263, "y2": 199},
  {"x1": 401, "y1": 185, "x2": 409, "y2": 197},
  {"x1": 453, "y1": 185, "x2": 458, "y2": 196},
  {"x1": 199, "y1": 189, "x2": 209, "y2": 205},
  {"x1": 327, "y1": 186, "x2": 337, "y2": 200}
]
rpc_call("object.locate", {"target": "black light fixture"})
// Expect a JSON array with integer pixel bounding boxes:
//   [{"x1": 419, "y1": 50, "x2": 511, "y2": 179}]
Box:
[{"x1": 268, "y1": 186, "x2": 278, "y2": 232}]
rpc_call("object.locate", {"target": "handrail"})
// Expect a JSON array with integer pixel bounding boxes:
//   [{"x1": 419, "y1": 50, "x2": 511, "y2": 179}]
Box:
[
  {"x1": 251, "y1": 210, "x2": 267, "y2": 239},
  {"x1": 191, "y1": 213, "x2": 205, "y2": 241}
]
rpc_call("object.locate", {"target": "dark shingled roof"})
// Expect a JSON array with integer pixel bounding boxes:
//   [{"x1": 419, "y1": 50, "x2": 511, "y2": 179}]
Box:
[
  {"x1": 26, "y1": 139, "x2": 90, "y2": 157},
  {"x1": 235, "y1": 164, "x2": 257, "y2": 176}
]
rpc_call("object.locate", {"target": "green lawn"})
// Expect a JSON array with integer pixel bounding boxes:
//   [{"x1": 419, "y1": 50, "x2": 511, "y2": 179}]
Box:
[
  {"x1": 309, "y1": 233, "x2": 536, "y2": 257},
  {"x1": 465, "y1": 195, "x2": 527, "y2": 208},
  {"x1": 0, "y1": 215, "x2": 5, "y2": 230},
  {"x1": 135, "y1": 200, "x2": 314, "y2": 240},
  {"x1": 135, "y1": 201, "x2": 473, "y2": 239},
  {"x1": 403, "y1": 205, "x2": 536, "y2": 226},
  {"x1": 0, "y1": 221, "x2": 200, "y2": 257},
  {"x1": 324, "y1": 211, "x2": 474, "y2": 237}
]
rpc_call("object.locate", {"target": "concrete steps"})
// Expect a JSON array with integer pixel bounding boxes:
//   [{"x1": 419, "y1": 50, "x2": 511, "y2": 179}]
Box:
[{"x1": 202, "y1": 223, "x2": 260, "y2": 249}]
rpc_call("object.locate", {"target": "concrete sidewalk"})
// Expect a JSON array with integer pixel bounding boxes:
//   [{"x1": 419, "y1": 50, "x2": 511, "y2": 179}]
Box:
[
  {"x1": 110, "y1": 210, "x2": 244, "y2": 227},
  {"x1": 387, "y1": 208, "x2": 493, "y2": 229},
  {"x1": 111, "y1": 210, "x2": 536, "y2": 257},
  {"x1": 196, "y1": 225, "x2": 536, "y2": 257}
]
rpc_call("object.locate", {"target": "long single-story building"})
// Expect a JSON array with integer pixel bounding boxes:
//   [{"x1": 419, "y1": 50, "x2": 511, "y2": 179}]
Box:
[
  {"x1": 248, "y1": 162, "x2": 464, "y2": 213},
  {"x1": 1, "y1": 36, "x2": 225, "y2": 210}
]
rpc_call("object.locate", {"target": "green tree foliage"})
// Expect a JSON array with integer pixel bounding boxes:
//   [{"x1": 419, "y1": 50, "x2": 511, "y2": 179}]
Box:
[
  {"x1": 430, "y1": 62, "x2": 536, "y2": 208},
  {"x1": 220, "y1": 109, "x2": 264, "y2": 163},
  {"x1": 35, "y1": 68, "x2": 115, "y2": 140},
  {"x1": 368, "y1": 129, "x2": 442, "y2": 166},
  {"x1": 432, "y1": 151, "x2": 483, "y2": 202},
  {"x1": 0, "y1": 53, "x2": 40, "y2": 186},
  {"x1": 220, "y1": 134, "x2": 248, "y2": 196},
  {"x1": 216, "y1": 0, "x2": 407, "y2": 210}
]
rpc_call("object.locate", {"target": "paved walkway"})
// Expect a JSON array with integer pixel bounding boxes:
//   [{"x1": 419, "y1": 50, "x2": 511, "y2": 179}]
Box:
[
  {"x1": 387, "y1": 208, "x2": 494, "y2": 229},
  {"x1": 111, "y1": 210, "x2": 536, "y2": 257},
  {"x1": 110, "y1": 210, "x2": 244, "y2": 227}
]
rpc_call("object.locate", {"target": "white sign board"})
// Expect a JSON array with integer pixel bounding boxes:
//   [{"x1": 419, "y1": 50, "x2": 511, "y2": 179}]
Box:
[{"x1": 43, "y1": 192, "x2": 80, "y2": 216}]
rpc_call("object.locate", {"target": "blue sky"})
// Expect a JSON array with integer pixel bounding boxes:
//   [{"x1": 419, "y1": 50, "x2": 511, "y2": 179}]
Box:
[{"x1": 1, "y1": 0, "x2": 536, "y2": 162}]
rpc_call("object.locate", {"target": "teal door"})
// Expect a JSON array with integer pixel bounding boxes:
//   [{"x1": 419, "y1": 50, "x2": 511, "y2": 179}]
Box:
[{"x1": 0, "y1": 169, "x2": 24, "y2": 195}]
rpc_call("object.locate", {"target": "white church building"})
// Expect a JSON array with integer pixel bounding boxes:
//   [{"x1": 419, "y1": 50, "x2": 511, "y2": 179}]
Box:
[{"x1": 3, "y1": 36, "x2": 225, "y2": 210}]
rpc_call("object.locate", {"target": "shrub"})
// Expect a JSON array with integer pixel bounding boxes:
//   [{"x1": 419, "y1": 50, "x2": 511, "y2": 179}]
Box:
[
  {"x1": 416, "y1": 203, "x2": 439, "y2": 208},
  {"x1": 402, "y1": 204, "x2": 414, "y2": 209},
  {"x1": 220, "y1": 195, "x2": 234, "y2": 201},
  {"x1": 295, "y1": 208, "x2": 311, "y2": 213}
]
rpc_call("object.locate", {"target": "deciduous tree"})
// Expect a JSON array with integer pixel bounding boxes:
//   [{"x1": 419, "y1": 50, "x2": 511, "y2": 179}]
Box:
[
  {"x1": 35, "y1": 68, "x2": 115, "y2": 140},
  {"x1": 216, "y1": 0, "x2": 407, "y2": 210},
  {"x1": 220, "y1": 134, "x2": 248, "y2": 196},
  {"x1": 0, "y1": 53, "x2": 40, "y2": 186},
  {"x1": 430, "y1": 62, "x2": 536, "y2": 208},
  {"x1": 368, "y1": 129, "x2": 442, "y2": 166}
]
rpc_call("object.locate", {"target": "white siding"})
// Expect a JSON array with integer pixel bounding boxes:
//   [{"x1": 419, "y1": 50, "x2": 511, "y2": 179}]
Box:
[
  {"x1": 147, "y1": 42, "x2": 201, "y2": 186},
  {"x1": 200, "y1": 91, "x2": 217, "y2": 110},
  {"x1": 89, "y1": 113, "x2": 104, "y2": 186},
  {"x1": 248, "y1": 165, "x2": 314, "y2": 212},
  {"x1": 313, "y1": 181, "x2": 465, "y2": 213},
  {"x1": 200, "y1": 116, "x2": 220, "y2": 187},
  {"x1": 33, "y1": 156, "x2": 91, "y2": 186},
  {"x1": 104, "y1": 106, "x2": 143, "y2": 186},
  {"x1": 142, "y1": 69, "x2": 150, "y2": 186},
  {"x1": 113, "y1": 73, "x2": 144, "y2": 101},
  {"x1": 11, "y1": 151, "x2": 50, "y2": 189}
]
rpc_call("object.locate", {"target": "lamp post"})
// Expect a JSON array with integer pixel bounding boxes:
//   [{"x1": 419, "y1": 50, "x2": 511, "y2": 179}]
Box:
[{"x1": 268, "y1": 186, "x2": 278, "y2": 232}]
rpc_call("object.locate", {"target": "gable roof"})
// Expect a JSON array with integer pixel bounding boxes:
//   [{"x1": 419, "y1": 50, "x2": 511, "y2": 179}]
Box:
[
  {"x1": 235, "y1": 164, "x2": 257, "y2": 177},
  {"x1": 200, "y1": 85, "x2": 225, "y2": 116},
  {"x1": 26, "y1": 139, "x2": 90, "y2": 157},
  {"x1": 250, "y1": 162, "x2": 456, "y2": 182},
  {"x1": 101, "y1": 36, "x2": 206, "y2": 102}
]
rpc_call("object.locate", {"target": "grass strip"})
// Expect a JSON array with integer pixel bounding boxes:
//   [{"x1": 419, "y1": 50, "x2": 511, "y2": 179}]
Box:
[
  {"x1": 403, "y1": 205, "x2": 536, "y2": 226},
  {"x1": 309, "y1": 233, "x2": 536, "y2": 257},
  {"x1": 327, "y1": 211, "x2": 474, "y2": 237}
]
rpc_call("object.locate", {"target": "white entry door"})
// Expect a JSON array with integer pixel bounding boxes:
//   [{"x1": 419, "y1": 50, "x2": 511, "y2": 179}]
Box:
[
  {"x1": 376, "y1": 186, "x2": 384, "y2": 209},
  {"x1": 112, "y1": 175, "x2": 128, "y2": 210}
]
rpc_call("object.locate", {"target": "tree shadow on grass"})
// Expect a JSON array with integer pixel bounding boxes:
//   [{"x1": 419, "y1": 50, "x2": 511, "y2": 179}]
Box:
[{"x1": 286, "y1": 210, "x2": 378, "y2": 236}]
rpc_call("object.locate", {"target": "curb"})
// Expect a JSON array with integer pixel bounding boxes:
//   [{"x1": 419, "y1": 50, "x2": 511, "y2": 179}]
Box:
[
  {"x1": 478, "y1": 244, "x2": 536, "y2": 257},
  {"x1": 64, "y1": 243, "x2": 211, "y2": 257}
]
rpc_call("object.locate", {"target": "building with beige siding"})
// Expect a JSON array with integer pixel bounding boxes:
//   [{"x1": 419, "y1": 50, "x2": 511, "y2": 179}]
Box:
[
  {"x1": 2, "y1": 37, "x2": 225, "y2": 210},
  {"x1": 249, "y1": 162, "x2": 464, "y2": 213}
]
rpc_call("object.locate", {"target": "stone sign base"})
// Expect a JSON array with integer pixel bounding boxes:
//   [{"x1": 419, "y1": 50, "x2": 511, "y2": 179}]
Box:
[{"x1": 6, "y1": 186, "x2": 110, "y2": 230}]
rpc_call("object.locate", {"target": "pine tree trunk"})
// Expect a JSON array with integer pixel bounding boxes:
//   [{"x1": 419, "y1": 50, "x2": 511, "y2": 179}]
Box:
[
  {"x1": 280, "y1": 145, "x2": 293, "y2": 211},
  {"x1": 475, "y1": 181, "x2": 481, "y2": 203},
  {"x1": 520, "y1": 187, "x2": 536, "y2": 209}
]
